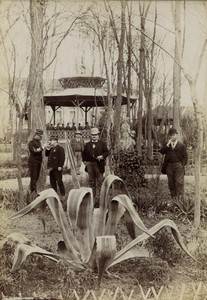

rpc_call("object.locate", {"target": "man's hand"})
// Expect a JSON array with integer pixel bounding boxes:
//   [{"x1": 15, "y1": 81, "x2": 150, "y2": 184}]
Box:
[
  {"x1": 167, "y1": 139, "x2": 172, "y2": 147},
  {"x1": 58, "y1": 167, "x2": 62, "y2": 171},
  {"x1": 47, "y1": 168, "x2": 53, "y2": 174},
  {"x1": 42, "y1": 143, "x2": 49, "y2": 149},
  {"x1": 96, "y1": 155, "x2": 103, "y2": 161}
]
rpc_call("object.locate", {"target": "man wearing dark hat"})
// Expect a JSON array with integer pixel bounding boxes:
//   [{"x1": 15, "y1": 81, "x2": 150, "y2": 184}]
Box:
[
  {"x1": 159, "y1": 128, "x2": 188, "y2": 201},
  {"x1": 45, "y1": 135, "x2": 66, "y2": 199},
  {"x1": 70, "y1": 130, "x2": 84, "y2": 175},
  {"x1": 28, "y1": 129, "x2": 44, "y2": 196},
  {"x1": 82, "y1": 127, "x2": 109, "y2": 206}
]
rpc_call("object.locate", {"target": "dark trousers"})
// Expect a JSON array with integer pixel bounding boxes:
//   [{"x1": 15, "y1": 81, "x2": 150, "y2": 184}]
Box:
[
  {"x1": 49, "y1": 168, "x2": 65, "y2": 196},
  {"x1": 166, "y1": 162, "x2": 184, "y2": 198},
  {"x1": 86, "y1": 162, "x2": 103, "y2": 201},
  {"x1": 74, "y1": 151, "x2": 82, "y2": 173},
  {"x1": 28, "y1": 158, "x2": 42, "y2": 193}
]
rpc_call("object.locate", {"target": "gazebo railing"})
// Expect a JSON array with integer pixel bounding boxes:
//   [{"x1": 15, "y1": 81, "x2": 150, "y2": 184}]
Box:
[{"x1": 47, "y1": 129, "x2": 91, "y2": 140}]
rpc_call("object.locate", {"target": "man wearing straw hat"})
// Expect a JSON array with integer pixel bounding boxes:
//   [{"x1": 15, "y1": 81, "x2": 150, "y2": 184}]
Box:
[
  {"x1": 82, "y1": 127, "x2": 109, "y2": 206},
  {"x1": 70, "y1": 130, "x2": 85, "y2": 175},
  {"x1": 28, "y1": 129, "x2": 44, "y2": 197}
]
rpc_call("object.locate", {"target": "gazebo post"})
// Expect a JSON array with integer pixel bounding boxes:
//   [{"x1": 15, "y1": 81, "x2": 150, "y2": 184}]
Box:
[
  {"x1": 85, "y1": 107, "x2": 87, "y2": 124},
  {"x1": 52, "y1": 106, "x2": 56, "y2": 124}
]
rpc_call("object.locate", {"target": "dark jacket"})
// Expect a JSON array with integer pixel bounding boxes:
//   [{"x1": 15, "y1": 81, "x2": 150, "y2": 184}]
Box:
[
  {"x1": 82, "y1": 140, "x2": 109, "y2": 173},
  {"x1": 45, "y1": 144, "x2": 65, "y2": 169},
  {"x1": 159, "y1": 141, "x2": 188, "y2": 174},
  {"x1": 70, "y1": 137, "x2": 84, "y2": 153},
  {"x1": 28, "y1": 139, "x2": 43, "y2": 161}
]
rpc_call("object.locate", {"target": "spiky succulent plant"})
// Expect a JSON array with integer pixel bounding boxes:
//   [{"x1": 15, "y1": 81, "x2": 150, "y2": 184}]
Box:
[{"x1": 4, "y1": 174, "x2": 195, "y2": 286}]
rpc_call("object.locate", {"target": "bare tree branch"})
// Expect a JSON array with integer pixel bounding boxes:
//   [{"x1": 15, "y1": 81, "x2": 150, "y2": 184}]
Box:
[{"x1": 131, "y1": 23, "x2": 183, "y2": 68}]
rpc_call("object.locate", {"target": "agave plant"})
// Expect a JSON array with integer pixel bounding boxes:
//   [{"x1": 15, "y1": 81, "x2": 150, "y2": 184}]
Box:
[{"x1": 4, "y1": 174, "x2": 195, "y2": 286}]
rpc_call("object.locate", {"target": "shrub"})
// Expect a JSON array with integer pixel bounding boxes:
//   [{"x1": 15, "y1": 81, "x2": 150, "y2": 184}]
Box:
[
  {"x1": 173, "y1": 194, "x2": 194, "y2": 222},
  {"x1": 0, "y1": 189, "x2": 28, "y2": 211},
  {"x1": 133, "y1": 180, "x2": 172, "y2": 216},
  {"x1": 0, "y1": 169, "x2": 29, "y2": 181},
  {"x1": 114, "y1": 150, "x2": 147, "y2": 189},
  {"x1": 146, "y1": 228, "x2": 184, "y2": 266},
  {"x1": 0, "y1": 242, "x2": 19, "y2": 297}
]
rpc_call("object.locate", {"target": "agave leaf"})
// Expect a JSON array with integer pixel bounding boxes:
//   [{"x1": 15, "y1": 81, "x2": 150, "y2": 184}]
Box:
[
  {"x1": 169, "y1": 223, "x2": 196, "y2": 261},
  {"x1": 95, "y1": 236, "x2": 116, "y2": 287},
  {"x1": 12, "y1": 243, "x2": 85, "y2": 271},
  {"x1": 10, "y1": 189, "x2": 58, "y2": 220},
  {"x1": 86, "y1": 237, "x2": 97, "y2": 269},
  {"x1": 11, "y1": 243, "x2": 59, "y2": 271},
  {"x1": 104, "y1": 201, "x2": 126, "y2": 236},
  {"x1": 107, "y1": 219, "x2": 196, "y2": 269},
  {"x1": 97, "y1": 175, "x2": 129, "y2": 236},
  {"x1": 65, "y1": 139, "x2": 80, "y2": 188},
  {"x1": 109, "y1": 195, "x2": 152, "y2": 237},
  {"x1": 6, "y1": 232, "x2": 31, "y2": 245},
  {"x1": 124, "y1": 210, "x2": 136, "y2": 239},
  {"x1": 107, "y1": 248, "x2": 150, "y2": 269},
  {"x1": 92, "y1": 208, "x2": 101, "y2": 237},
  {"x1": 44, "y1": 197, "x2": 81, "y2": 262},
  {"x1": 5, "y1": 233, "x2": 85, "y2": 272},
  {"x1": 57, "y1": 240, "x2": 69, "y2": 258},
  {"x1": 67, "y1": 188, "x2": 93, "y2": 228},
  {"x1": 67, "y1": 188, "x2": 94, "y2": 262},
  {"x1": 4, "y1": 233, "x2": 59, "y2": 271},
  {"x1": 10, "y1": 189, "x2": 81, "y2": 263}
]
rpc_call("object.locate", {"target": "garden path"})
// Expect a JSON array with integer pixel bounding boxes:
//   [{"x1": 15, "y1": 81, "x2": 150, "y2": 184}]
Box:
[{"x1": 0, "y1": 173, "x2": 206, "y2": 190}]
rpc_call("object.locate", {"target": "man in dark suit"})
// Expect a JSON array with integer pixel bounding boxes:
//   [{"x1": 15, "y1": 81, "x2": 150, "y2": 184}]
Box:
[
  {"x1": 82, "y1": 127, "x2": 109, "y2": 206},
  {"x1": 28, "y1": 129, "x2": 44, "y2": 197},
  {"x1": 159, "y1": 128, "x2": 188, "y2": 200},
  {"x1": 70, "y1": 130, "x2": 85, "y2": 175},
  {"x1": 45, "y1": 135, "x2": 65, "y2": 199}
]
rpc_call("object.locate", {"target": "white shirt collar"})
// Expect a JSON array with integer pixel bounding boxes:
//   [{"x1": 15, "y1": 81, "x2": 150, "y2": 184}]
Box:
[{"x1": 172, "y1": 140, "x2": 178, "y2": 148}]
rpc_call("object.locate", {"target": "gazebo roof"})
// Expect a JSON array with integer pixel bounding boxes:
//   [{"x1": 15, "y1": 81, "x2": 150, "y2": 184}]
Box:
[
  {"x1": 58, "y1": 76, "x2": 106, "y2": 89},
  {"x1": 44, "y1": 87, "x2": 137, "y2": 108}
]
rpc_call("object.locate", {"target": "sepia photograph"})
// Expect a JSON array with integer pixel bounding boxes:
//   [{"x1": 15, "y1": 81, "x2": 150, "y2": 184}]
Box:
[{"x1": 0, "y1": 0, "x2": 207, "y2": 299}]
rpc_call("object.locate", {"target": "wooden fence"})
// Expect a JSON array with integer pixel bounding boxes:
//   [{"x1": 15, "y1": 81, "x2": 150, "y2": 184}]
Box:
[{"x1": 2, "y1": 282, "x2": 207, "y2": 300}]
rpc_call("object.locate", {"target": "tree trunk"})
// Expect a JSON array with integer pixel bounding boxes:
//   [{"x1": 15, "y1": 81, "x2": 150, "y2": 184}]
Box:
[
  {"x1": 180, "y1": 2, "x2": 207, "y2": 228},
  {"x1": 100, "y1": 23, "x2": 113, "y2": 174},
  {"x1": 186, "y1": 77, "x2": 203, "y2": 228},
  {"x1": 147, "y1": 88, "x2": 153, "y2": 159},
  {"x1": 136, "y1": 15, "x2": 145, "y2": 156},
  {"x1": 16, "y1": 114, "x2": 25, "y2": 208},
  {"x1": 113, "y1": 0, "x2": 127, "y2": 152},
  {"x1": 126, "y1": 2, "x2": 132, "y2": 120},
  {"x1": 146, "y1": 4, "x2": 156, "y2": 160},
  {"x1": 173, "y1": 1, "x2": 181, "y2": 131},
  {"x1": 27, "y1": 0, "x2": 46, "y2": 191}
]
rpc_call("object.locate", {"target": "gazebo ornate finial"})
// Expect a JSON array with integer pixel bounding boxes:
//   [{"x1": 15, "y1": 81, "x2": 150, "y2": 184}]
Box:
[{"x1": 58, "y1": 76, "x2": 106, "y2": 89}]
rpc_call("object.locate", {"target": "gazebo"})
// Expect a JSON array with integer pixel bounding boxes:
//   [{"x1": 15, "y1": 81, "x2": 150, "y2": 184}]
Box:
[
  {"x1": 44, "y1": 76, "x2": 136, "y2": 123},
  {"x1": 43, "y1": 76, "x2": 137, "y2": 139}
]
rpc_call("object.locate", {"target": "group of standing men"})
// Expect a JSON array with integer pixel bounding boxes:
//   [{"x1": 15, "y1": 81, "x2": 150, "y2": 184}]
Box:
[
  {"x1": 28, "y1": 127, "x2": 109, "y2": 206},
  {"x1": 28, "y1": 130, "x2": 66, "y2": 201},
  {"x1": 28, "y1": 125, "x2": 187, "y2": 208}
]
